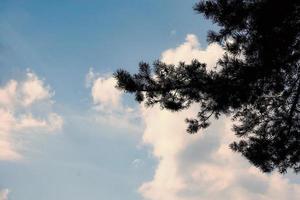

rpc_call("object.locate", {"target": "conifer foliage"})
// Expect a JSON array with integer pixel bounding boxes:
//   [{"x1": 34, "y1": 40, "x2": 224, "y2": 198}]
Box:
[{"x1": 114, "y1": 0, "x2": 300, "y2": 173}]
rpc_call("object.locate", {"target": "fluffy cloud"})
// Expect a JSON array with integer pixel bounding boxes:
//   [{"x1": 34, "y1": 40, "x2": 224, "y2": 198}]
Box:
[
  {"x1": 137, "y1": 34, "x2": 300, "y2": 200},
  {"x1": 161, "y1": 34, "x2": 224, "y2": 69},
  {"x1": 86, "y1": 68, "x2": 122, "y2": 110},
  {"x1": 86, "y1": 68, "x2": 140, "y2": 131},
  {"x1": 0, "y1": 80, "x2": 17, "y2": 108},
  {"x1": 21, "y1": 71, "x2": 53, "y2": 106},
  {"x1": 0, "y1": 70, "x2": 63, "y2": 161},
  {"x1": 139, "y1": 104, "x2": 200, "y2": 200},
  {"x1": 0, "y1": 189, "x2": 9, "y2": 200},
  {"x1": 86, "y1": 34, "x2": 300, "y2": 199},
  {"x1": 85, "y1": 35, "x2": 224, "y2": 131},
  {"x1": 139, "y1": 104, "x2": 300, "y2": 200}
]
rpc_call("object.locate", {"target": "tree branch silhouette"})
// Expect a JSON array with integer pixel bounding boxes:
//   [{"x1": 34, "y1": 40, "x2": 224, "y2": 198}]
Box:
[{"x1": 114, "y1": 0, "x2": 300, "y2": 173}]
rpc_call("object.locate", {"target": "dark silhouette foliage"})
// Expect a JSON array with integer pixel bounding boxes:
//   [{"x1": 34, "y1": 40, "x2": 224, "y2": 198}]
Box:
[{"x1": 114, "y1": 0, "x2": 300, "y2": 173}]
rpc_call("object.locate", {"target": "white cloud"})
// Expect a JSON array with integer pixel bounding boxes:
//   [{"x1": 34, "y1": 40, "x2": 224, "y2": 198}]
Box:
[
  {"x1": 0, "y1": 189, "x2": 9, "y2": 200},
  {"x1": 86, "y1": 68, "x2": 122, "y2": 110},
  {"x1": 85, "y1": 34, "x2": 223, "y2": 132},
  {"x1": 0, "y1": 70, "x2": 53, "y2": 108},
  {"x1": 137, "y1": 34, "x2": 300, "y2": 200},
  {"x1": 161, "y1": 34, "x2": 224, "y2": 69},
  {"x1": 86, "y1": 68, "x2": 140, "y2": 132},
  {"x1": 21, "y1": 70, "x2": 53, "y2": 106},
  {"x1": 139, "y1": 105, "x2": 300, "y2": 200},
  {"x1": 91, "y1": 76, "x2": 121, "y2": 109},
  {"x1": 15, "y1": 112, "x2": 63, "y2": 132},
  {"x1": 0, "y1": 70, "x2": 63, "y2": 161},
  {"x1": 0, "y1": 109, "x2": 22, "y2": 160},
  {"x1": 139, "y1": 104, "x2": 199, "y2": 200},
  {"x1": 85, "y1": 34, "x2": 300, "y2": 199},
  {"x1": 0, "y1": 80, "x2": 18, "y2": 108}
]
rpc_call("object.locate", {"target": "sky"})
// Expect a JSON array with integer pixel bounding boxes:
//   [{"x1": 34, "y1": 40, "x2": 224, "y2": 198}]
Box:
[{"x1": 0, "y1": 1, "x2": 299, "y2": 200}]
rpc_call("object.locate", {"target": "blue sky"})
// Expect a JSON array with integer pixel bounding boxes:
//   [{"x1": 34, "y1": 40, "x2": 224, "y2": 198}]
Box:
[
  {"x1": 0, "y1": 1, "x2": 299, "y2": 200},
  {"x1": 0, "y1": 0, "x2": 213, "y2": 103}
]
